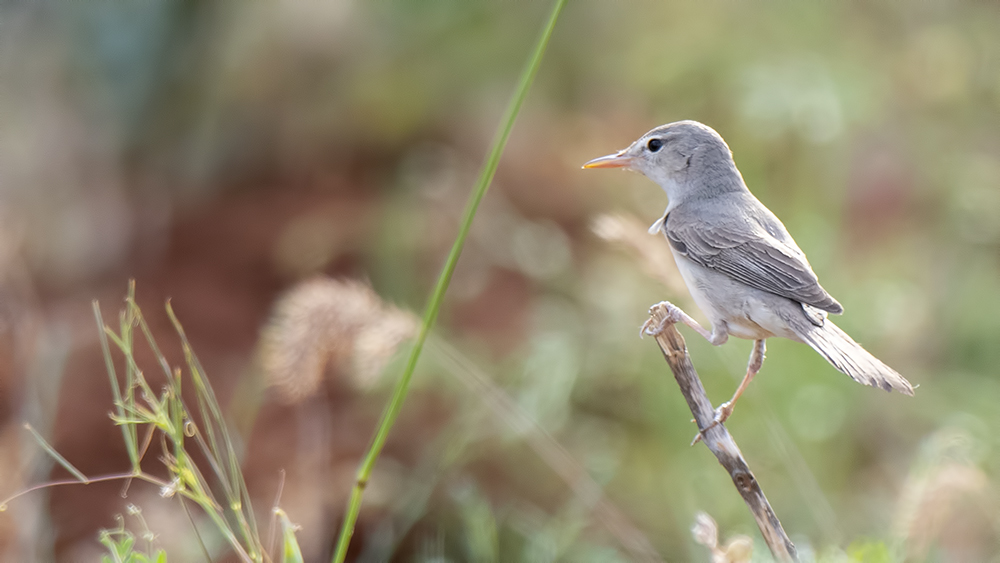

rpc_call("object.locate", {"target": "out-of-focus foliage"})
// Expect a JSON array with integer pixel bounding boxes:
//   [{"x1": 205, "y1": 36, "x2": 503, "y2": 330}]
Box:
[
  {"x1": 1, "y1": 0, "x2": 999, "y2": 561},
  {"x1": 98, "y1": 512, "x2": 167, "y2": 563}
]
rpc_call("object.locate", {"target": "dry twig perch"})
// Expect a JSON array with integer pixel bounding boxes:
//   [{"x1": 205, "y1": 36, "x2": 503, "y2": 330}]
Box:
[{"x1": 644, "y1": 302, "x2": 798, "y2": 562}]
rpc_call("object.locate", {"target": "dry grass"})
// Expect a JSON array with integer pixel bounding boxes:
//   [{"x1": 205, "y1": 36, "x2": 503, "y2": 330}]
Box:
[{"x1": 259, "y1": 278, "x2": 417, "y2": 402}]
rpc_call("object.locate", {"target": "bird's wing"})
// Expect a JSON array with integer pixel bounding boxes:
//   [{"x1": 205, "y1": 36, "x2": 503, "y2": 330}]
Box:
[{"x1": 663, "y1": 199, "x2": 843, "y2": 314}]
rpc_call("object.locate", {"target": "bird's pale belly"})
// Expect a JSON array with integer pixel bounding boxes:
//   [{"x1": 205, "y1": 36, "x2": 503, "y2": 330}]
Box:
[{"x1": 670, "y1": 250, "x2": 802, "y2": 342}]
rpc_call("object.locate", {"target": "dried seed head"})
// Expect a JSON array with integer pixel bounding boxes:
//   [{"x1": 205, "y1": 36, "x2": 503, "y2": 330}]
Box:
[
  {"x1": 893, "y1": 424, "x2": 996, "y2": 560},
  {"x1": 692, "y1": 511, "x2": 753, "y2": 563},
  {"x1": 260, "y1": 277, "x2": 417, "y2": 402},
  {"x1": 691, "y1": 511, "x2": 719, "y2": 549},
  {"x1": 720, "y1": 535, "x2": 753, "y2": 563}
]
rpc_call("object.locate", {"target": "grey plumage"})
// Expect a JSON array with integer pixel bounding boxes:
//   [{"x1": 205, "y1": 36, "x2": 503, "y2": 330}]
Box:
[
  {"x1": 797, "y1": 318, "x2": 912, "y2": 394},
  {"x1": 584, "y1": 120, "x2": 914, "y2": 398},
  {"x1": 662, "y1": 195, "x2": 843, "y2": 315}
]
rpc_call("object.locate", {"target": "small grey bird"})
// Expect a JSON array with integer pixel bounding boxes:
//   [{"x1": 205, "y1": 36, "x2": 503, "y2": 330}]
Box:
[{"x1": 584, "y1": 120, "x2": 913, "y2": 425}]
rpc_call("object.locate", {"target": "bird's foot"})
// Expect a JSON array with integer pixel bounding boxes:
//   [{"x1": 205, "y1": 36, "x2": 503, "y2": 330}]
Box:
[
  {"x1": 641, "y1": 301, "x2": 684, "y2": 338},
  {"x1": 690, "y1": 401, "x2": 734, "y2": 445},
  {"x1": 714, "y1": 400, "x2": 735, "y2": 425}
]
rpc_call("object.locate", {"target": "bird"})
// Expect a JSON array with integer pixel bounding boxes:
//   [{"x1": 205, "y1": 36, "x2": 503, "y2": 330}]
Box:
[{"x1": 583, "y1": 120, "x2": 913, "y2": 428}]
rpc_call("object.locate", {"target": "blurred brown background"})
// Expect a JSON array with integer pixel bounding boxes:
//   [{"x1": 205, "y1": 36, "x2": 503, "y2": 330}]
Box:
[{"x1": 1, "y1": 1, "x2": 999, "y2": 561}]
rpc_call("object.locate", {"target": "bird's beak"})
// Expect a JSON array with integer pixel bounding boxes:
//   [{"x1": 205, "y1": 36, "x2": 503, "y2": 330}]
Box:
[{"x1": 582, "y1": 151, "x2": 633, "y2": 169}]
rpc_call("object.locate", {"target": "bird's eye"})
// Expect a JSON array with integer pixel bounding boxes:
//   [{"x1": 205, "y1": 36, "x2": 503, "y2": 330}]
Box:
[{"x1": 647, "y1": 138, "x2": 663, "y2": 152}]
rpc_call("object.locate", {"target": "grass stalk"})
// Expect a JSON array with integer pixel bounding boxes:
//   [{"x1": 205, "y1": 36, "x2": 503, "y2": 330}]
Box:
[
  {"x1": 22, "y1": 423, "x2": 89, "y2": 483},
  {"x1": 7, "y1": 285, "x2": 300, "y2": 561},
  {"x1": 94, "y1": 299, "x2": 139, "y2": 470},
  {"x1": 331, "y1": 1, "x2": 568, "y2": 560},
  {"x1": 107, "y1": 291, "x2": 267, "y2": 562}
]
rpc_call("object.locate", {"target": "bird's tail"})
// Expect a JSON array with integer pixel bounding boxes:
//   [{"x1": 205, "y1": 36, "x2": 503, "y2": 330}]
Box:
[{"x1": 796, "y1": 318, "x2": 914, "y2": 395}]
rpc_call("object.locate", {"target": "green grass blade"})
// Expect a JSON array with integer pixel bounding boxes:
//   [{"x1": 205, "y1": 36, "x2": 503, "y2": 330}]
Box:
[
  {"x1": 23, "y1": 423, "x2": 88, "y2": 483},
  {"x1": 121, "y1": 282, "x2": 139, "y2": 468},
  {"x1": 331, "y1": 1, "x2": 567, "y2": 560},
  {"x1": 126, "y1": 290, "x2": 175, "y2": 382},
  {"x1": 93, "y1": 301, "x2": 139, "y2": 469},
  {"x1": 165, "y1": 301, "x2": 263, "y2": 560}
]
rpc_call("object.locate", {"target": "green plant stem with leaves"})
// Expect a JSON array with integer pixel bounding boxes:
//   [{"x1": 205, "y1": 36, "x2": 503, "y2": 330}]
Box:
[
  {"x1": 96, "y1": 284, "x2": 267, "y2": 563},
  {"x1": 331, "y1": 1, "x2": 568, "y2": 560},
  {"x1": 5, "y1": 283, "x2": 296, "y2": 562}
]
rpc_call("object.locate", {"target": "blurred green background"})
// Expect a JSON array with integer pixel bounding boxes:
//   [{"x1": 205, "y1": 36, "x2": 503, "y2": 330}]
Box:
[{"x1": 1, "y1": 1, "x2": 999, "y2": 561}]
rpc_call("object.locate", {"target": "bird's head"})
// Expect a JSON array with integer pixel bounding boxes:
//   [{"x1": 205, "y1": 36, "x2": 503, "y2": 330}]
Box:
[{"x1": 583, "y1": 120, "x2": 737, "y2": 198}]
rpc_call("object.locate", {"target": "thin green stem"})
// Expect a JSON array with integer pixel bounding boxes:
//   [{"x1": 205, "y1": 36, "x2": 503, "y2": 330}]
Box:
[
  {"x1": 94, "y1": 301, "x2": 139, "y2": 469},
  {"x1": 331, "y1": 1, "x2": 567, "y2": 560},
  {"x1": 22, "y1": 423, "x2": 88, "y2": 483}
]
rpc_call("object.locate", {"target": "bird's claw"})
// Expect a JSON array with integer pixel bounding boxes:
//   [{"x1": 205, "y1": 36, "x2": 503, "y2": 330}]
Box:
[
  {"x1": 690, "y1": 402, "x2": 734, "y2": 445},
  {"x1": 713, "y1": 401, "x2": 734, "y2": 425},
  {"x1": 641, "y1": 301, "x2": 683, "y2": 338}
]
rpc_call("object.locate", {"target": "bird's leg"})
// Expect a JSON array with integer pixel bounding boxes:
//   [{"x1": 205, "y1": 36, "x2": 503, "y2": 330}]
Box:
[
  {"x1": 642, "y1": 301, "x2": 719, "y2": 343},
  {"x1": 693, "y1": 339, "x2": 766, "y2": 445},
  {"x1": 715, "y1": 339, "x2": 766, "y2": 423}
]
